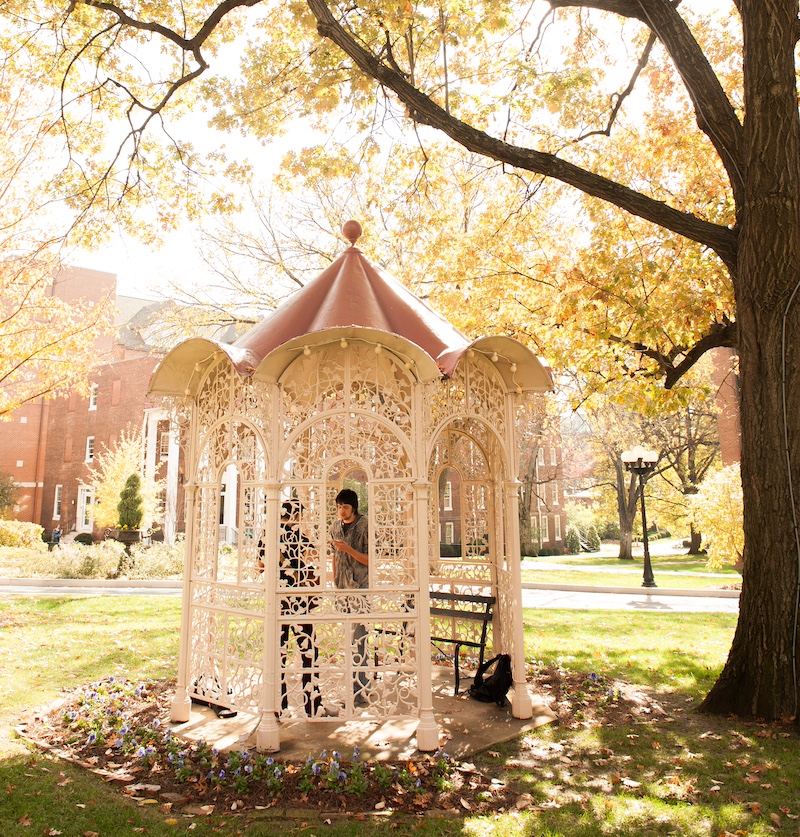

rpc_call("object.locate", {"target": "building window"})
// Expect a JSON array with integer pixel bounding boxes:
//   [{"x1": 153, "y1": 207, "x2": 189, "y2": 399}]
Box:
[
  {"x1": 540, "y1": 515, "x2": 549, "y2": 542},
  {"x1": 537, "y1": 447, "x2": 545, "y2": 466},
  {"x1": 16, "y1": 460, "x2": 23, "y2": 468},
  {"x1": 85, "y1": 436, "x2": 95, "y2": 462},
  {"x1": 443, "y1": 481, "x2": 452, "y2": 511},
  {"x1": 53, "y1": 485, "x2": 62, "y2": 520},
  {"x1": 550, "y1": 446, "x2": 557, "y2": 466},
  {"x1": 554, "y1": 516, "x2": 562, "y2": 541},
  {"x1": 444, "y1": 522, "x2": 454, "y2": 544},
  {"x1": 88, "y1": 383, "x2": 98, "y2": 410},
  {"x1": 552, "y1": 481, "x2": 559, "y2": 505},
  {"x1": 159, "y1": 430, "x2": 170, "y2": 460},
  {"x1": 20, "y1": 416, "x2": 27, "y2": 424}
]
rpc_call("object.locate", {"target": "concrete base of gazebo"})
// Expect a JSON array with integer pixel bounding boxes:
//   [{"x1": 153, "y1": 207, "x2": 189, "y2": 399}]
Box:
[{"x1": 167, "y1": 668, "x2": 556, "y2": 761}]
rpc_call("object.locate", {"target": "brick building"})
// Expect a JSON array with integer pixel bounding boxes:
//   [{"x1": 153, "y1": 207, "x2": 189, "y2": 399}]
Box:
[
  {"x1": 531, "y1": 436, "x2": 568, "y2": 553},
  {"x1": 0, "y1": 266, "x2": 185, "y2": 542},
  {"x1": 711, "y1": 347, "x2": 742, "y2": 466}
]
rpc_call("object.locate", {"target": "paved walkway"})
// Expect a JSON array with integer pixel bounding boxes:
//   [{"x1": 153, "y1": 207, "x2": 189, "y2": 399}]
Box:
[{"x1": 0, "y1": 576, "x2": 739, "y2": 613}]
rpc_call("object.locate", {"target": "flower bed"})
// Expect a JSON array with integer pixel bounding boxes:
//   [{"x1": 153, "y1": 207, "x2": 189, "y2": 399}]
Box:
[{"x1": 17, "y1": 677, "x2": 520, "y2": 815}]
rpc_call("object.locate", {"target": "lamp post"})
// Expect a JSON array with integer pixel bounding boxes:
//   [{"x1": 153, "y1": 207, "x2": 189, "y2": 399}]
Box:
[{"x1": 621, "y1": 445, "x2": 659, "y2": 589}]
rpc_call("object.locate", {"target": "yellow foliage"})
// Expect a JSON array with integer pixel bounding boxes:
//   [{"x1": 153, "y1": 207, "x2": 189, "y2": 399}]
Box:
[
  {"x1": 690, "y1": 465, "x2": 743, "y2": 569},
  {"x1": 0, "y1": 72, "x2": 114, "y2": 417},
  {"x1": 0, "y1": 520, "x2": 47, "y2": 551},
  {"x1": 87, "y1": 427, "x2": 163, "y2": 531}
]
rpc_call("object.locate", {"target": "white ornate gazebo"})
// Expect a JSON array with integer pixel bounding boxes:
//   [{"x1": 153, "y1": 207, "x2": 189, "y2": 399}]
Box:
[{"x1": 149, "y1": 220, "x2": 553, "y2": 752}]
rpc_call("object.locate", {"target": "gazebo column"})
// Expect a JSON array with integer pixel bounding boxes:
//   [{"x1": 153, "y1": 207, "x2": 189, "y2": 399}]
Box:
[
  {"x1": 413, "y1": 480, "x2": 439, "y2": 751},
  {"x1": 504, "y1": 478, "x2": 533, "y2": 719},
  {"x1": 170, "y1": 482, "x2": 196, "y2": 722},
  {"x1": 256, "y1": 483, "x2": 282, "y2": 751}
]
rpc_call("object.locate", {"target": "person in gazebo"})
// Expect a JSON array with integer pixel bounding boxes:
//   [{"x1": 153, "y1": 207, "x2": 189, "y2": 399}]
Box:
[{"x1": 330, "y1": 489, "x2": 370, "y2": 706}]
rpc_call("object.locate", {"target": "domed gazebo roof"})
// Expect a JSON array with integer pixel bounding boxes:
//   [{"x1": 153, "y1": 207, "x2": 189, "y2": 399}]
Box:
[{"x1": 149, "y1": 221, "x2": 553, "y2": 397}]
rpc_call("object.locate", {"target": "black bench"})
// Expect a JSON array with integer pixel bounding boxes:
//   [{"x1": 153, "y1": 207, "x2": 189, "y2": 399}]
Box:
[{"x1": 429, "y1": 591, "x2": 496, "y2": 696}]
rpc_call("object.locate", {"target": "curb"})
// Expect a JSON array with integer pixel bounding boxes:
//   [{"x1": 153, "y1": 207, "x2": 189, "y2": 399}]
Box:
[{"x1": 0, "y1": 577, "x2": 181, "y2": 589}]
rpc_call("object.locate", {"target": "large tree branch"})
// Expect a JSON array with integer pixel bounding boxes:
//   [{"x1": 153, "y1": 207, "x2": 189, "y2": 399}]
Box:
[
  {"x1": 550, "y1": 0, "x2": 745, "y2": 203},
  {"x1": 602, "y1": 319, "x2": 737, "y2": 388},
  {"x1": 306, "y1": 0, "x2": 738, "y2": 272},
  {"x1": 79, "y1": 0, "x2": 263, "y2": 52}
]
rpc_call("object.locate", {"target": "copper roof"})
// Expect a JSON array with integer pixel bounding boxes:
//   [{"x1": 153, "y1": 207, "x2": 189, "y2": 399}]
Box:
[
  {"x1": 232, "y1": 221, "x2": 468, "y2": 375},
  {"x1": 149, "y1": 221, "x2": 553, "y2": 395}
]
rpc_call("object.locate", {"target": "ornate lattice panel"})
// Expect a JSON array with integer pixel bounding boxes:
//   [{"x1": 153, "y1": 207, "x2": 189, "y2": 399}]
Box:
[
  {"x1": 423, "y1": 365, "x2": 467, "y2": 439},
  {"x1": 280, "y1": 344, "x2": 413, "y2": 440},
  {"x1": 370, "y1": 480, "x2": 417, "y2": 588},
  {"x1": 423, "y1": 357, "x2": 507, "y2": 442},
  {"x1": 466, "y1": 358, "x2": 508, "y2": 440},
  {"x1": 196, "y1": 359, "x2": 235, "y2": 441},
  {"x1": 188, "y1": 607, "x2": 264, "y2": 715},
  {"x1": 278, "y1": 591, "x2": 419, "y2": 718},
  {"x1": 494, "y1": 566, "x2": 515, "y2": 653}
]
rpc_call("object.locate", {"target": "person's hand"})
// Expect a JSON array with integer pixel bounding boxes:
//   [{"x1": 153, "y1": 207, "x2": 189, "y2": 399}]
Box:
[{"x1": 332, "y1": 538, "x2": 347, "y2": 553}]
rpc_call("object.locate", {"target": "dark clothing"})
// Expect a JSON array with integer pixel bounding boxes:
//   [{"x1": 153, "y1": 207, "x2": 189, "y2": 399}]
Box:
[
  {"x1": 255, "y1": 520, "x2": 321, "y2": 716},
  {"x1": 274, "y1": 520, "x2": 320, "y2": 716}
]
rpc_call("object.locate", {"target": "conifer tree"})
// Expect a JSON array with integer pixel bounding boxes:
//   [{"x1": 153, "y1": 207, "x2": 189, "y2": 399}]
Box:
[{"x1": 117, "y1": 474, "x2": 144, "y2": 531}]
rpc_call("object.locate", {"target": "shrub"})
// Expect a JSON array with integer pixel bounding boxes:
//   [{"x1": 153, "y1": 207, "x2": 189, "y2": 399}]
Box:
[
  {"x1": 0, "y1": 546, "x2": 45, "y2": 577},
  {"x1": 74, "y1": 532, "x2": 94, "y2": 546},
  {"x1": 0, "y1": 472, "x2": 18, "y2": 518},
  {"x1": 117, "y1": 473, "x2": 144, "y2": 530},
  {"x1": 599, "y1": 520, "x2": 621, "y2": 540},
  {"x1": 0, "y1": 520, "x2": 47, "y2": 551},
  {"x1": 40, "y1": 541, "x2": 125, "y2": 579},
  {"x1": 117, "y1": 537, "x2": 185, "y2": 580},
  {"x1": 564, "y1": 525, "x2": 582, "y2": 555},
  {"x1": 585, "y1": 525, "x2": 601, "y2": 552}
]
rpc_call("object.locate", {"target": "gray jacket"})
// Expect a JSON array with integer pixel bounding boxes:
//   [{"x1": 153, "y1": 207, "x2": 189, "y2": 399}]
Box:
[{"x1": 331, "y1": 513, "x2": 369, "y2": 589}]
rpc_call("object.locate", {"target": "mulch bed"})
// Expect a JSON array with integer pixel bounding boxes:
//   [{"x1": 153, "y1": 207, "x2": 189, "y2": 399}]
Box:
[{"x1": 15, "y1": 668, "x2": 665, "y2": 817}]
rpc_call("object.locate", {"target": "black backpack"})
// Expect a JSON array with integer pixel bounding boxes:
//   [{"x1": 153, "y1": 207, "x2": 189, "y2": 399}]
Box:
[{"x1": 468, "y1": 654, "x2": 513, "y2": 706}]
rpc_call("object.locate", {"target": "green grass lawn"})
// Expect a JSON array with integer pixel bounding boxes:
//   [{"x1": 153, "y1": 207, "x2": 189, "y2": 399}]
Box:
[
  {"x1": 524, "y1": 548, "x2": 741, "y2": 575},
  {"x1": 2, "y1": 595, "x2": 797, "y2": 837}
]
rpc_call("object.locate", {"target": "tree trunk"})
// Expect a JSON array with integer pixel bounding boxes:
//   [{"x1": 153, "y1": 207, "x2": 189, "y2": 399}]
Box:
[
  {"x1": 519, "y1": 499, "x2": 537, "y2": 557},
  {"x1": 701, "y1": 0, "x2": 800, "y2": 721},
  {"x1": 687, "y1": 524, "x2": 703, "y2": 555},
  {"x1": 618, "y1": 527, "x2": 634, "y2": 562},
  {"x1": 616, "y1": 459, "x2": 639, "y2": 561}
]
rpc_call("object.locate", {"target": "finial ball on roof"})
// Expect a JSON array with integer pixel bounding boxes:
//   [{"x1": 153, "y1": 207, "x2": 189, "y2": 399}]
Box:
[{"x1": 342, "y1": 219, "x2": 362, "y2": 244}]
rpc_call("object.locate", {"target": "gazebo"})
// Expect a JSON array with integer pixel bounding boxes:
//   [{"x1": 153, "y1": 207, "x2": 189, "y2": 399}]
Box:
[{"x1": 148, "y1": 220, "x2": 553, "y2": 752}]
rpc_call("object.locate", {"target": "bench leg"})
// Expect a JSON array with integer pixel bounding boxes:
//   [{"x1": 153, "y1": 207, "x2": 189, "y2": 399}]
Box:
[{"x1": 453, "y1": 642, "x2": 464, "y2": 696}]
